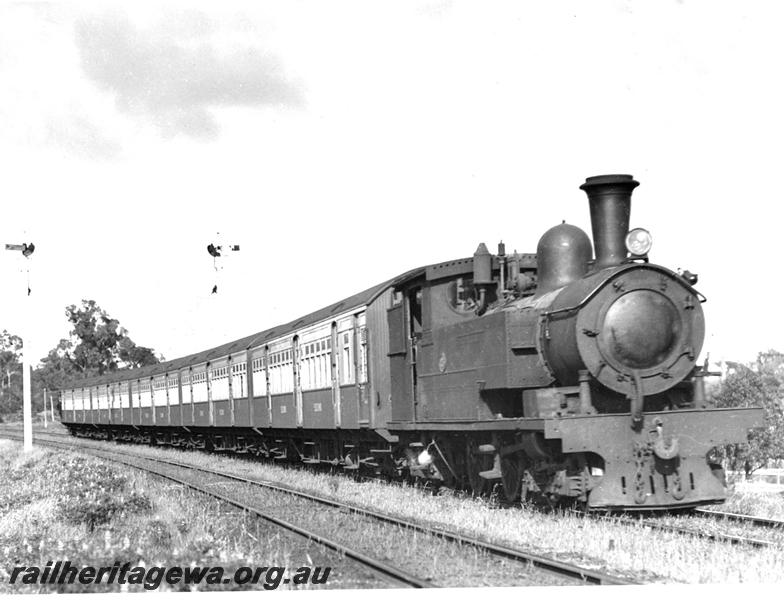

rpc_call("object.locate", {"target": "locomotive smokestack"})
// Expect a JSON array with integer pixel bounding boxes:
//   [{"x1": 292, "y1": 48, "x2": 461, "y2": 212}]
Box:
[{"x1": 580, "y1": 174, "x2": 639, "y2": 269}]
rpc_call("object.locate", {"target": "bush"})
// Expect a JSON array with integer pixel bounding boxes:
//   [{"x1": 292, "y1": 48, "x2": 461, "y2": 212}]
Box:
[{"x1": 56, "y1": 459, "x2": 151, "y2": 530}]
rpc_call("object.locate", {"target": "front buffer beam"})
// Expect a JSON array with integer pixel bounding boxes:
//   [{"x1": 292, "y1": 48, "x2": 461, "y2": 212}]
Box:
[{"x1": 544, "y1": 408, "x2": 763, "y2": 510}]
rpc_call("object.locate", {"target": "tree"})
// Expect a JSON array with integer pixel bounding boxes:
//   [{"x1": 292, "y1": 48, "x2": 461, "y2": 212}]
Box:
[
  {"x1": 34, "y1": 300, "x2": 162, "y2": 413},
  {"x1": 0, "y1": 331, "x2": 23, "y2": 416},
  {"x1": 711, "y1": 350, "x2": 784, "y2": 476},
  {"x1": 117, "y1": 336, "x2": 159, "y2": 369},
  {"x1": 59, "y1": 300, "x2": 161, "y2": 375},
  {"x1": 0, "y1": 331, "x2": 22, "y2": 388},
  {"x1": 35, "y1": 338, "x2": 80, "y2": 401}
]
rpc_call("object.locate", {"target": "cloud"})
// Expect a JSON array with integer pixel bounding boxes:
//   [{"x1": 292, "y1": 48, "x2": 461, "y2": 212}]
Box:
[
  {"x1": 46, "y1": 112, "x2": 122, "y2": 159},
  {"x1": 73, "y1": 10, "x2": 303, "y2": 140}
]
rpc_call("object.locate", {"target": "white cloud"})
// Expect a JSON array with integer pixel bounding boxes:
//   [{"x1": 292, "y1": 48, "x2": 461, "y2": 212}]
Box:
[
  {"x1": 46, "y1": 112, "x2": 122, "y2": 159},
  {"x1": 74, "y1": 9, "x2": 303, "y2": 140}
]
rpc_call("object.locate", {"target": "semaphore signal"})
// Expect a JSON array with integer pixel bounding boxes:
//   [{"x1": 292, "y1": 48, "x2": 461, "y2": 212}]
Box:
[{"x1": 206, "y1": 234, "x2": 240, "y2": 294}]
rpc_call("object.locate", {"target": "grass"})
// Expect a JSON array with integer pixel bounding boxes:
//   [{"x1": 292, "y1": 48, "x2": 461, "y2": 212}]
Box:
[
  {"x1": 22, "y1": 430, "x2": 784, "y2": 585},
  {"x1": 5, "y1": 424, "x2": 784, "y2": 585},
  {"x1": 202, "y1": 474, "x2": 576, "y2": 586},
  {"x1": 0, "y1": 440, "x2": 372, "y2": 592},
  {"x1": 721, "y1": 487, "x2": 784, "y2": 520}
]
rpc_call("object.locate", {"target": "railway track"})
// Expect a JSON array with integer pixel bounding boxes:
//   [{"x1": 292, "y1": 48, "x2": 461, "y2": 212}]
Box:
[
  {"x1": 25, "y1": 438, "x2": 435, "y2": 587},
  {"x1": 4, "y1": 432, "x2": 431, "y2": 589},
  {"x1": 0, "y1": 429, "x2": 638, "y2": 585},
  {"x1": 695, "y1": 507, "x2": 784, "y2": 529},
  {"x1": 570, "y1": 505, "x2": 784, "y2": 550},
  {"x1": 622, "y1": 515, "x2": 773, "y2": 549}
]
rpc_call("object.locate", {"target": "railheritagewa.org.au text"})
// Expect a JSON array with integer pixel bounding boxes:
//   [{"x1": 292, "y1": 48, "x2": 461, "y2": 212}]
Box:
[{"x1": 6, "y1": 561, "x2": 331, "y2": 590}]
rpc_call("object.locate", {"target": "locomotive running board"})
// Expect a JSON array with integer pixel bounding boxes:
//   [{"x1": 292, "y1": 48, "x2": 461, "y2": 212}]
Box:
[{"x1": 386, "y1": 418, "x2": 547, "y2": 431}]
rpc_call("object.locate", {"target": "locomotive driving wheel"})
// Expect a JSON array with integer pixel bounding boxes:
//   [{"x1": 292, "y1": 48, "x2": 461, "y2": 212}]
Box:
[
  {"x1": 432, "y1": 439, "x2": 467, "y2": 489},
  {"x1": 466, "y1": 438, "x2": 492, "y2": 495},
  {"x1": 500, "y1": 456, "x2": 524, "y2": 503}
]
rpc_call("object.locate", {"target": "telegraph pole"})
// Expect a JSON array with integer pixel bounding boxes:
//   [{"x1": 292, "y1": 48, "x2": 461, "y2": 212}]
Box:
[{"x1": 5, "y1": 242, "x2": 35, "y2": 451}]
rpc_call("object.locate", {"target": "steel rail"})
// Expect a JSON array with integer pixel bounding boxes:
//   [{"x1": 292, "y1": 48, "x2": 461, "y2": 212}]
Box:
[
  {"x1": 635, "y1": 517, "x2": 772, "y2": 549},
  {"x1": 2, "y1": 430, "x2": 637, "y2": 585},
  {"x1": 570, "y1": 509, "x2": 775, "y2": 549},
  {"x1": 695, "y1": 507, "x2": 784, "y2": 529}
]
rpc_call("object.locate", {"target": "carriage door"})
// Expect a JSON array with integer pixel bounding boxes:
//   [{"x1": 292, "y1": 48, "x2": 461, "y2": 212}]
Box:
[
  {"x1": 331, "y1": 322, "x2": 342, "y2": 427},
  {"x1": 387, "y1": 287, "x2": 421, "y2": 422},
  {"x1": 408, "y1": 287, "x2": 423, "y2": 419},
  {"x1": 293, "y1": 335, "x2": 304, "y2": 427}
]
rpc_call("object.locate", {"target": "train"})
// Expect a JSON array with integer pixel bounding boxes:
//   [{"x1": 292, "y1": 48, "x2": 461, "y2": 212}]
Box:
[{"x1": 59, "y1": 174, "x2": 763, "y2": 511}]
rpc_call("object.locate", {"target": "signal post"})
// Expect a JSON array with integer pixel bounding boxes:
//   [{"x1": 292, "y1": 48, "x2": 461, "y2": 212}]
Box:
[{"x1": 4, "y1": 242, "x2": 35, "y2": 452}]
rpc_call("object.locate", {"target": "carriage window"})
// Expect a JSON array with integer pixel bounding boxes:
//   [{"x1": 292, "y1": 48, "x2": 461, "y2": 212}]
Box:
[
  {"x1": 340, "y1": 331, "x2": 354, "y2": 385},
  {"x1": 358, "y1": 326, "x2": 368, "y2": 383}
]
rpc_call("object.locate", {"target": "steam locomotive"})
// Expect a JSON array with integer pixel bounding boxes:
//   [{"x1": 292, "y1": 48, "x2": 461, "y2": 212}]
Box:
[{"x1": 59, "y1": 175, "x2": 762, "y2": 510}]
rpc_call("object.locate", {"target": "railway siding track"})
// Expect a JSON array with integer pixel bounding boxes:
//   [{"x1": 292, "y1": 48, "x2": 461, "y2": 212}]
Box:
[
  {"x1": 631, "y1": 516, "x2": 773, "y2": 549},
  {"x1": 1, "y1": 431, "x2": 639, "y2": 586},
  {"x1": 695, "y1": 507, "x2": 784, "y2": 529},
  {"x1": 571, "y1": 506, "x2": 784, "y2": 550},
  {"x1": 12, "y1": 435, "x2": 432, "y2": 589}
]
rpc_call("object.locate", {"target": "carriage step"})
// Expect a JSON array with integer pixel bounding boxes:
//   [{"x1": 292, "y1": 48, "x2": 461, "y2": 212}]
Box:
[
  {"x1": 302, "y1": 458, "x2": 320, "y2": 464},
  {"x1": 369, "y1": 448, "x2": 392, "y2": 454},
  {"x1": 408, "y1": 442, "x2": 424, "y2": 448},
  {"x1": 477, "y1": 444, "x2": 497, "y2": 455},
  {"x1": 303, "y1": 441, "x2": 316, "y2": 445}
]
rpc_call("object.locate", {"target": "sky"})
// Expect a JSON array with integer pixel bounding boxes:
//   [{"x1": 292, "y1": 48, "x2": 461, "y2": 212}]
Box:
[{"x1": 1, "y1": 1, "x2": 783, "y2": 369}]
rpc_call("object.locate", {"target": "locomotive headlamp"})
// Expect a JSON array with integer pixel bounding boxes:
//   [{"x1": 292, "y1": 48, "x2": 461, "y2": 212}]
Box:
[{"x1": 625, "y1": 228, "x2": 652, "y2": 257}]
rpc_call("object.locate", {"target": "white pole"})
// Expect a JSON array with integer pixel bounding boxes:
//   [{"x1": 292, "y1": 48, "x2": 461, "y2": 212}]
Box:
[
  {"x1": 43, "y1": 388, "x2": 47, "y2": 428},
  {"x1": 4, "y1": 241, "x2": 34, "y2": 450},
  {"x1": 22, "y1": 248, "x2": 32, "y2": 451},
  {"x1": 22, "y1": 340, "x2": 32, "y2": 451},
  {"x1": 51, "y1": 389, "x2": 55, "y2": 421}
]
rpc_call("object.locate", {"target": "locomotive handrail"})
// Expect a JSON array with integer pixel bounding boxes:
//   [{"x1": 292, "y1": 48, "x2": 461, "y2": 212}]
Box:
[
  {"x1": 540, "y1": 280, "x2": 607, "y2": 320},
  {"x1": 540, "y1": 264, "x2": 706, "y2": 321}
]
